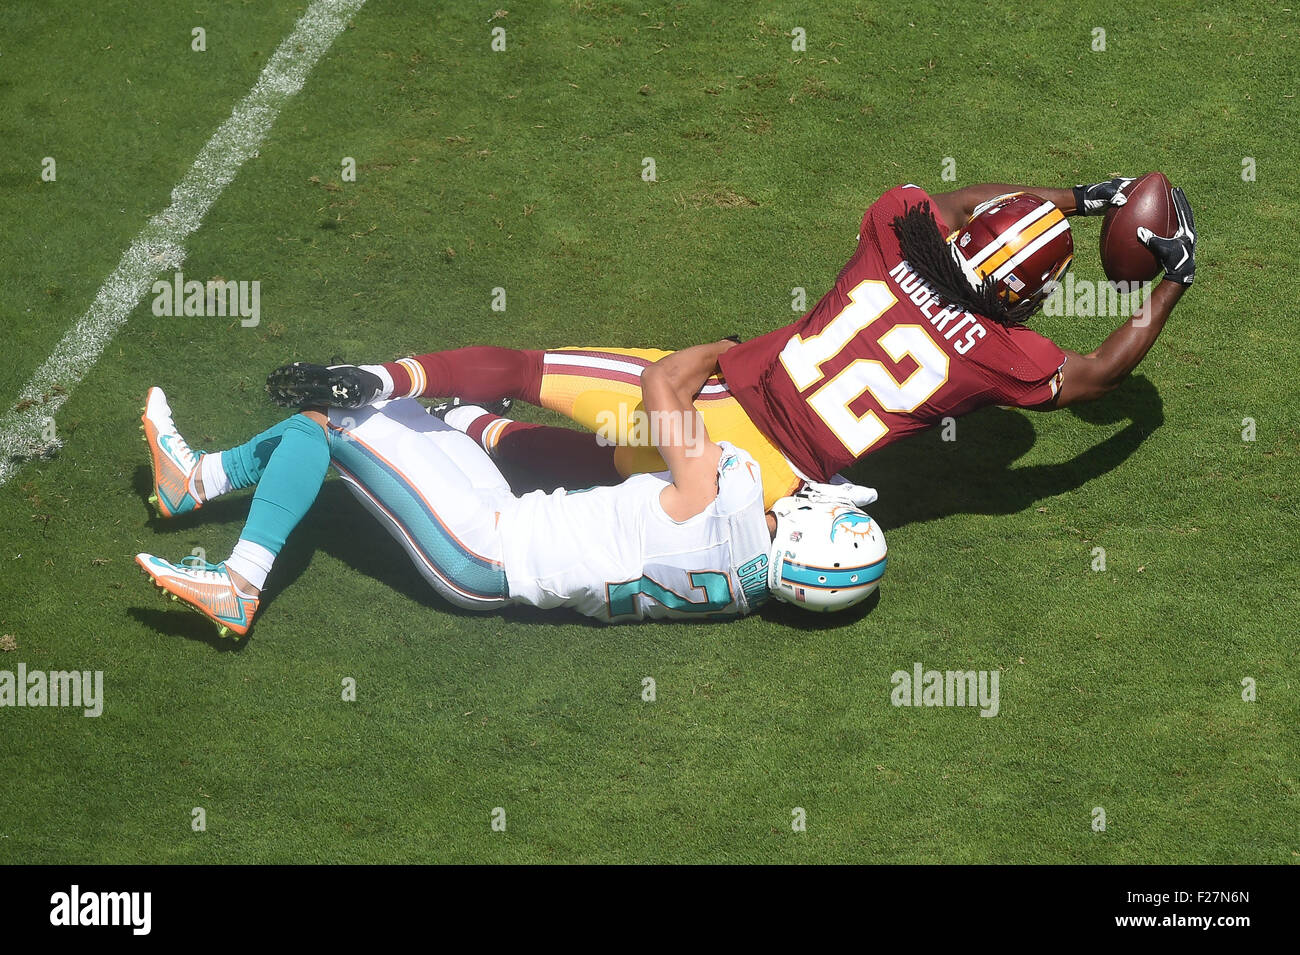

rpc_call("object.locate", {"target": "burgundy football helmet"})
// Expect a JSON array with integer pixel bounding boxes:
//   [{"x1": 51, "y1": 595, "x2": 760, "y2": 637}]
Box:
[{"x1": 948, "y1": 192, "x2": 1073, "y2": 319}]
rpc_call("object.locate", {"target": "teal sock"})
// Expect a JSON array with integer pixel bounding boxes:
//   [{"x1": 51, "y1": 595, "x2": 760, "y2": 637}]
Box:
[
  {"x1": 221, "y1": 415, "x2": 321, "y2": 490},
  {"x1": 227, "y1": 415, "x2": 331, "y2": 555}
]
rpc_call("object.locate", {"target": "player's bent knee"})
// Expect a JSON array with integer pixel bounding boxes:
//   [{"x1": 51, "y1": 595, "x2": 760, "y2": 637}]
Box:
[
  {"x1": 298, "y1": 408, "x2": 329, "y2": 430},
  {"x1": 283, "y1": 412, "x2": 332, "y2": 453}
]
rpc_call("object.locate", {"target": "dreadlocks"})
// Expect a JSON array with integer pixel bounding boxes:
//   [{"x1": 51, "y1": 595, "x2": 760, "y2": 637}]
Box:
[{"x1": 890, "y1": 201, "x2": 1020, "y2": 326}]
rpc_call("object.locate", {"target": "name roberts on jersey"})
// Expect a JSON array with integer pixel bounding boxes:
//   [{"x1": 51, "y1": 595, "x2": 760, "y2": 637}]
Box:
[{"x1": 885, "y1": 259, "x2": 988, "y2": 357}]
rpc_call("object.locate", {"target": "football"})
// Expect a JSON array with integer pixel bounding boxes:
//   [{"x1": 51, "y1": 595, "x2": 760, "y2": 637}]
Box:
[{"x1": 1100, "y1": 171, "x2": 1177, "y2": 282}]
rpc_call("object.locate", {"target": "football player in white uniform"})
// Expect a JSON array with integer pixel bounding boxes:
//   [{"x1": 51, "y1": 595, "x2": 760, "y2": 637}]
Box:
[{"x1": 135, "y1": 341, "x2": 887, "y2": 637}]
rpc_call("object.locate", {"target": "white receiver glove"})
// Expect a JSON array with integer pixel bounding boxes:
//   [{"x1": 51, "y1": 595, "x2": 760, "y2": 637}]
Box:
[{"x1": 802, "y1": 478, "x2": 878, "y2": 509}]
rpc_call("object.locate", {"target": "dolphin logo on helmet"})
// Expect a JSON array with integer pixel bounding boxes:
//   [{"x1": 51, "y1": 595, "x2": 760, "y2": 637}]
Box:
[{"x1": 767, "y1": 486, "x2": 888, "y2": 613}]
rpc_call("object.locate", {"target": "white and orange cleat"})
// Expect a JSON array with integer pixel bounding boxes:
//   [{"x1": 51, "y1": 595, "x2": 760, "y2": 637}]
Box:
[
  {"x1": 136, "y1": 554, "x2": 258, "y2": 638},
  {"x1": 141, "y1": 387, "x2": 204, "y2": 518}
]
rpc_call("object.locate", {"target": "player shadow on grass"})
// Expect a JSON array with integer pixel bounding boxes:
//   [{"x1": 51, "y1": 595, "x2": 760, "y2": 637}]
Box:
[
  {"x1": 128, "y1": 604, "x2": 248, "y2": 652},
  {"x1": 125, "y1": 473, "x2": 465, "y2": 645},
  {"x1": 851, "y1": 373, "x2": 1164, "y2": 531},
  {"x1": 293, "y1": 375, "x2": 1158, "y2": 630},
  {"x1": 127, "y1": 469, "x2": 252, "y2": 650}
]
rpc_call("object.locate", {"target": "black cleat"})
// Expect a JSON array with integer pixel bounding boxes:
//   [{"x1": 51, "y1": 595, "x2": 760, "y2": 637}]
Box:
[{"x1": 427, "y1": 396, "x2": 514, "y2": 420}]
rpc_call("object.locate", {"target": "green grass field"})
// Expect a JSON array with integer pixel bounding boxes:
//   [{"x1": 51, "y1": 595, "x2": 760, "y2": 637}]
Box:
[{"x1": 1, "y1": 0, "x2": 1297, "y2": 864}]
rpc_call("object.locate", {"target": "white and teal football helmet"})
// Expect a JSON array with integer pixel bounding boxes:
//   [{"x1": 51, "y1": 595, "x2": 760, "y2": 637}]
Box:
[{"x1": 767, "y1": 482, "x2": 887, "y2": 613}]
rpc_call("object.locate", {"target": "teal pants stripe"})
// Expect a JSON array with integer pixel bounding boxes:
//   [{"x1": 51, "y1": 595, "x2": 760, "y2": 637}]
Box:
[{"x1": 328, "y1": 427, "x2": 508, "y2": 604}]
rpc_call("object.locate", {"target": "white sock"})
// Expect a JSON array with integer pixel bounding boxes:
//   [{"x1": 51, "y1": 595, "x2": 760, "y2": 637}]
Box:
[
  {"x1": 225, "y1": 539, "x2": 275, "y2": 593},
  {"x1": 360, "y1": 364, "x2": 395, "y2": 400},
  {"x1": 199, "y1": 452, "x2": 232, "y2": 501},
  {"x1": 443, "y1": 404, "x2": 487, "y2": 434}
]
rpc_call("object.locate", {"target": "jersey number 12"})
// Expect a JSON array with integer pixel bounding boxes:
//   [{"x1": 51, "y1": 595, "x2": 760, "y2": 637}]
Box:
[{"x1": 779, "y1": 279, "x2": 950, "y2": 455}]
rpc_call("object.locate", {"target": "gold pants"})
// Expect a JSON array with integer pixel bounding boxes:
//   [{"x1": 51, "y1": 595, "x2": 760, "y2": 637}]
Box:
[{"x1": 537, "y1": 347, "x2": 800, "y2": 509}]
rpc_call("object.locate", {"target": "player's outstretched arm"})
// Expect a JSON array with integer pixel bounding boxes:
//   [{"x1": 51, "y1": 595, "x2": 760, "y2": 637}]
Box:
[
  {"x1": 641, "y1": 340, "x2": 736, "y2": 521},
  {"x1": 1045, "y1": 188, "x2": 1197, "y2": 409},
  {"x1": 930, "y1": 177, "x2": 1132, "y2": 227}
]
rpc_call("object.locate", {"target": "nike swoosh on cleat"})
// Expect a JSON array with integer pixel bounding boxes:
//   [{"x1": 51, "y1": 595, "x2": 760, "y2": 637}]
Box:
[{"x1": 157, "y1": 432, "x2": 181, "y2": 462}]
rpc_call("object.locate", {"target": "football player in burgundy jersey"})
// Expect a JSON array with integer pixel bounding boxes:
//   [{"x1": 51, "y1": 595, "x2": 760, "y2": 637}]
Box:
[
  {"x1": 718, "y1": 180, "x2": 1196, "y2": 484},
  {"x1": 266, "y1": 178, "x2": 1196, "y2": 508}
]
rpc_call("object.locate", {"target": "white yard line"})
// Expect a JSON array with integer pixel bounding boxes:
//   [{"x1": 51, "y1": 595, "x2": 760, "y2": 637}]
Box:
[{"x1": 0, "y1": 0, "x2": 367, "y2": 488}]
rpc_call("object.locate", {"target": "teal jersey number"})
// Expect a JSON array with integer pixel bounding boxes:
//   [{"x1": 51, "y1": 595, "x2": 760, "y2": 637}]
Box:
[{"x1": 607, "y1": 572, "x2": 734, "y2": 620}]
